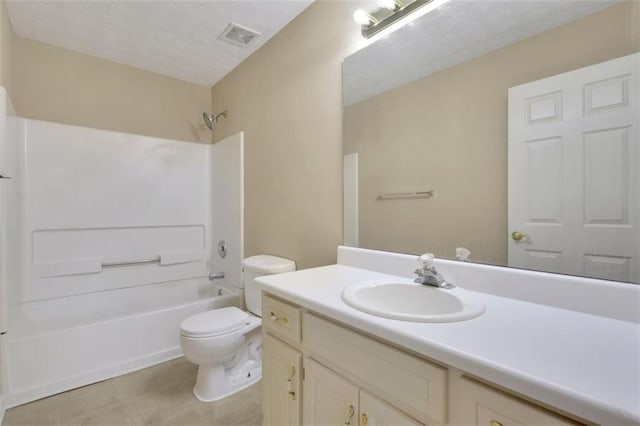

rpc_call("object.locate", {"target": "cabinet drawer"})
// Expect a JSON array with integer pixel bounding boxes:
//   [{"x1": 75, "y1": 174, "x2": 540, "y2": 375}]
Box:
[
  {"x1": 263, "y1": 294, "x2": 302, "y2": 344},
  {"x1": 304, "y1": 313, "x2": 447, "y2": 425},
  {"x1": 460, "y1": 377, "x2": 579, "y2": 426}
]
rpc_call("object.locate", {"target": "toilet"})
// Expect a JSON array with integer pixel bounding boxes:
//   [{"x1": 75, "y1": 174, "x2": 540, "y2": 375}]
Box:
[{"x1": 179, "y1": 255, "x2": 296, "y2": 402}]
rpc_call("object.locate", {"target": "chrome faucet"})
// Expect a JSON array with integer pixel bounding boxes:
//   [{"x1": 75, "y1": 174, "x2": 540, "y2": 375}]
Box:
[
  {"x1": 208, "y1": 272, "x2": 225, "y2": 281},
  {"x1": 414, "y1": 253, "x2": 453, "y2": 289}
]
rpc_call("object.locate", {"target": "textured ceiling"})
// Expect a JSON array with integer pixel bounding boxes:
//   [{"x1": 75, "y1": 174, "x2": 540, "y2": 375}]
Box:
[
  {"x1": 6, "y1": 0, "x2": 314, "y2": 87},
  {"x1": 344, "y1": 0, "x2": 622, "y2": 105}
]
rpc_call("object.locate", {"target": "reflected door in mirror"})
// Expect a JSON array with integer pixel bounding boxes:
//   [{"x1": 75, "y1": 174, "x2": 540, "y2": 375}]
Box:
[{"x1": 508, "y1": 53, "x2": 639, "y2": 283}]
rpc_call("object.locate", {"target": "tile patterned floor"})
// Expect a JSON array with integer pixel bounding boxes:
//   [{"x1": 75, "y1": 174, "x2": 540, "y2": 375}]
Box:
[{"x1": 3, "y1": 358, "x2": 262, "y2": 426}]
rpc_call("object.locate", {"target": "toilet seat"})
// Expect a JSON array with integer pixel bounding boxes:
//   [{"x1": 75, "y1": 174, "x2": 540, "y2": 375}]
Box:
[{"x1": 180, "y1": 307, "x2": 251, "y2": 338}]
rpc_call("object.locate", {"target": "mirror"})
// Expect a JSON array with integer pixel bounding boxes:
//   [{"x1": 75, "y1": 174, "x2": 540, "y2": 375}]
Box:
[{"x1": 343, "y1": 0, "x2": 639, "y2": 284}]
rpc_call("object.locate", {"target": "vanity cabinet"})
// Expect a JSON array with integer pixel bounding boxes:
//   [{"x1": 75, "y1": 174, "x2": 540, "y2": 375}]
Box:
[
  {"x1": 304, "y1": 358, "x2": 423, "y2": 426},
  {"x1": 261, "y1": 293, "x2": 584, "y2": 426},
  {"x1": 303, "y1": 312, "x2": 446, "y2": 424}
]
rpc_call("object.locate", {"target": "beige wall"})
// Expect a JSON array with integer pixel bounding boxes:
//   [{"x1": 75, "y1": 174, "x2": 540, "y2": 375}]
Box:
[
  {"x1": 6, "y1": 0, "x2": 638, "y2": 271},
  {"x1": 0, "y1": 0, "x2": 13, "y2": 94},
  {"x1": 633, "y1": 0, "x2": 640, "y2": 52},
  {"x1": 12, "y1": 37, "x2": 211, "y2": 143},
  {"x1": 210, "y1": 1, "x2": 364, "y2": 269},
  {"x1": 345, "y1": 2, "x2": 639, "y2": 265}
]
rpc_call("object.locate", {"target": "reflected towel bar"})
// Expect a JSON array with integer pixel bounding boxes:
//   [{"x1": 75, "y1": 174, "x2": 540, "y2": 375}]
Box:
[
  {"x1": 102, "y1": 256, "x2": 161, "y2": 267},
  {"x1": 377, "y1": 190, "x2": 434, "y2": 200}
]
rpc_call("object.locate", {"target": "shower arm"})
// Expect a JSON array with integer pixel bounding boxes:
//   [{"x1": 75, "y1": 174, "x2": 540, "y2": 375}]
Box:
[{"x1": 202, "y1": 110, "x2": 228, "y2": 130}]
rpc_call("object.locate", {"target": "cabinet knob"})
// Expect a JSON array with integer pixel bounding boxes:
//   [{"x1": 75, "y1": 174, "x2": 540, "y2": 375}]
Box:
[
  {"x1": 360, "y1": 413, "x2": 368, "y2": 426},
  {"x1": 269, "y1": 311, "x2": 289, "y2": 325},
  {"x1": 490, "y1": 421, "x2": 503, "y2": 426},
  {"x1": 344, "y1": 405, "x2": 355, "y2": 425},
  {"x1": 287, "y1": 366, "x2": 296, "y2": 400}
]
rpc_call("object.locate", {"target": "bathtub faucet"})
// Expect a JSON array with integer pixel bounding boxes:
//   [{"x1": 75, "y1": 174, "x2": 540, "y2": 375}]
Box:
[{"x1": 208, "y1": 272, "x2": 225, "y2": 281}]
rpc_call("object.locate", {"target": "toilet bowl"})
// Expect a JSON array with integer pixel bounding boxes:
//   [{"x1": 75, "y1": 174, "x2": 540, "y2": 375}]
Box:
[{"x1": 179, "y1": 255, "x2": 296, "y2": 402}]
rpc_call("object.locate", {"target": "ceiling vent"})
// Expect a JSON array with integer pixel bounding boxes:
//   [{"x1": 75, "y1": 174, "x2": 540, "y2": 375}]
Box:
[{"x1": 219, "y1": 23, "x2": 262, "y2": 48}]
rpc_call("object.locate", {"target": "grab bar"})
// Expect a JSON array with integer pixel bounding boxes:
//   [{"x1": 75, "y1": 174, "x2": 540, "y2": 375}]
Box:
[
  {"x1": 35, "y1": 252, "x2": 202, "y2": 277},
  {"x1": 377, "y1": 190, "x2": 434, "y2": 200},
  {"x1": 209, "y1": 272, "x2": 225, "y2": 281},
  {"x1": 102, "y1": 256, "x2": 161, "y2": 267}
]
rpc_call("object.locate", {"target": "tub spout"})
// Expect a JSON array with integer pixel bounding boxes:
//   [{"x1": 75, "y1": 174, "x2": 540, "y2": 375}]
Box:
[{"x1": 208, "y1": 272, "x2": 225, "y2": 281}]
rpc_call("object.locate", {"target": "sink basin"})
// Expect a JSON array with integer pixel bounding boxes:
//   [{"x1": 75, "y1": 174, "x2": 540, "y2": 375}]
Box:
[{"x1": 341, "y1": 281, "x2": 485, "y2": 323}]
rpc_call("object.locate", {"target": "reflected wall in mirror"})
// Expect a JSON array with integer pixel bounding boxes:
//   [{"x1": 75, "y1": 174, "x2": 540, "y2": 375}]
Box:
[{"x1": 343, "y1": 0, "x2": 639, "y2": 284}]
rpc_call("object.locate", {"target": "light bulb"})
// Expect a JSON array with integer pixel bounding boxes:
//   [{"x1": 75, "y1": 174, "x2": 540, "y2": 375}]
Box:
[
  {"x1": 353, "y1": 9, "x2": 375, "y2": 26},
  {"x1": 378, "y1": 0, "x2": 396, "y2": 10}
]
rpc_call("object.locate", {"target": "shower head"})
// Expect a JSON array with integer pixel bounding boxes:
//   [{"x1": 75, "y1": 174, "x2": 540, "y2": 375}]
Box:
[
  {"x1": 203, "y1": 112, "x2": 214, "y2": 130},
  {"x1": 202, "y1": 111, "x2": 227, "y2": 130}
]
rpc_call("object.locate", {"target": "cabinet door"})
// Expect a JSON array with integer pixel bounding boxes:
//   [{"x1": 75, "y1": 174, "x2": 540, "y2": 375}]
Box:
[
  {"x1": 263, "y1": 334, "x2": 302, "y2": 426},
  {"x1": 304, "y1": 358, "x2": 359, "y2": 426},
  {"x1": 360, "y1": 390, "x2": 424, "y2": 426}
]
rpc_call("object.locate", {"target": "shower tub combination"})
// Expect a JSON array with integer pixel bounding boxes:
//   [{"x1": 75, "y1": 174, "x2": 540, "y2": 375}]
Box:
[
  {"x1": 6, "y1": 280, "x2": 239, "y2": 406},
  {"x1": 1, "y1": 117, "x2": 245, "y2": 407}
]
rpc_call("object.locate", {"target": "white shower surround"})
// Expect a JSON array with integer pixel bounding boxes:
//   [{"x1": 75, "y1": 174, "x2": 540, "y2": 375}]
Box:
[{"x1": 0, "y1": 116, "x2": 245, "y2": 407}]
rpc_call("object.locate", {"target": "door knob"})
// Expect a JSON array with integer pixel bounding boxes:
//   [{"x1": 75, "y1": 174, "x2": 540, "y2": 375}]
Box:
[{"x1": 511, "y1": 231, "x2": 528, "y2": 241}]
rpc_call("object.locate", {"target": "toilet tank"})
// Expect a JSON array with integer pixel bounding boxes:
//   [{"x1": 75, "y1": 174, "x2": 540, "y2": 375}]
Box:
[{"x1": 242, "y1": 255, "x2": 296, "y2": 317}]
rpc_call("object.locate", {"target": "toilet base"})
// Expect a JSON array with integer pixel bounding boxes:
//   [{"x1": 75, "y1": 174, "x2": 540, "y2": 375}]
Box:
[{"x1": 192, "y1": 361, "x2": 262, "y2": 402}]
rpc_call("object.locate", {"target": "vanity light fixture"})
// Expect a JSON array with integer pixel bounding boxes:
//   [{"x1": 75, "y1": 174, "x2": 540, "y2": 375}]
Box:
[
  {"x1": 378, "y1": 0, "x2": 404, "y2": 11},
  {"x1": 354, "y1": 0, "x2": 448, "y2": 39},
  {"x1": 353, "y1": 9, "x2": 379, "y2": 26}
]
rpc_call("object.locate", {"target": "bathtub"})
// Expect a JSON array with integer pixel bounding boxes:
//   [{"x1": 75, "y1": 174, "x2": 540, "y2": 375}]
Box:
[{"x1": 4, "y1": 278, "x2": 240, "y2": 407}]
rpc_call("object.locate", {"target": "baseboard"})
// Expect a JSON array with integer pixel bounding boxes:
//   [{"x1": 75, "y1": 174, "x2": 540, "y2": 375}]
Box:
[{"x1": 5, "y1": 347, "x2": 183, "y2": 409}]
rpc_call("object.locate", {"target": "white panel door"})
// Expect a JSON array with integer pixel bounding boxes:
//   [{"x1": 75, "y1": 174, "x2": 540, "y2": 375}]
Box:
[
  {"x1": 303, "y1": 358, "x2": 359, "y2": 426},
  {"x1": 263, "y1": 334, "x2": 301, "y2": 426},
  {"x1": 508, "y1": 53, "x2": 639, "y2": 283}
]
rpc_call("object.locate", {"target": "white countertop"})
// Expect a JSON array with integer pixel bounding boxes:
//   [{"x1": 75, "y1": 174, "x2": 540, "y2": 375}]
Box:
[{"x1": 257, "y1": 264, "x2": 640, "y2": 425}]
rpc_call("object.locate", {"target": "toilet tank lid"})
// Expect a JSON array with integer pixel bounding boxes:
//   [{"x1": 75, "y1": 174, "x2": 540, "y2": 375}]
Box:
[
  {"x1": 180, "y1": 307, "x2": 249, "y2": 337},
  {"x1": 242, "y1": 255, "x2": 296, "y2": 274}
]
